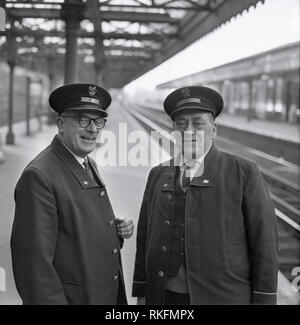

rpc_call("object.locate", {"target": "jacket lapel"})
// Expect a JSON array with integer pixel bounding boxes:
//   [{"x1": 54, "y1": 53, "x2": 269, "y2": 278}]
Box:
[
  {"x1": 190, "y1": 144, "x2": 222, "y2": 188},
  {"x1": 51, "y1": 135, "x2": 99, "y2": 190},
  {"x1": 160, "y1": 159, "x2": 177, "y2": 192},
  {"x1": 88, "y1": 157, "x2": 105, "y2": 188}
]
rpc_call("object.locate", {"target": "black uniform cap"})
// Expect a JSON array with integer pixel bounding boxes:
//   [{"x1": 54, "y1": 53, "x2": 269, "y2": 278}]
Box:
[
  {"x1": 49, "y1": 83, "x2": 111, "y2": 117},
  {"x1": 164, "y1": 86, "x2": 223, "y2": 120}
]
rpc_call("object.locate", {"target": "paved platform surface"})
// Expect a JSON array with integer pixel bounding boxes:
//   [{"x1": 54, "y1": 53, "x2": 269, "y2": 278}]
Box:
[
  {"x1": 217, "y1": 114, "x2": 300, "y2": 143},
  {"x1": 0, "y1": 103, "x2": 299, "y2": 305}
]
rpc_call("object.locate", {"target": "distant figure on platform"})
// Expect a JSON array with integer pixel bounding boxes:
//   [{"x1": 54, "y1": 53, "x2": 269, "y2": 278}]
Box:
[
  {"x1": 132, "y1": 86, "x2": 278, "y2": 305},
  {"x1": 11, "y1": 83, "x2": 134, "y2": 305}
]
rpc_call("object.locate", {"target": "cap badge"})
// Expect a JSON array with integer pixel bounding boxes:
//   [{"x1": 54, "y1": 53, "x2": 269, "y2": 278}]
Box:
[
  {"x1": 181, "y1": 87, "x2": 191, "y2": 98},
  {"x1": 88, "y1": 85, "x2": 97, "y2": 96}
]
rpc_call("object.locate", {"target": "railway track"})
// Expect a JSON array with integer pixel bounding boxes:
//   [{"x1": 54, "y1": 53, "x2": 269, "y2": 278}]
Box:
[{"x1": 129, "y1": 102, "x2": 300, "y2": 285}]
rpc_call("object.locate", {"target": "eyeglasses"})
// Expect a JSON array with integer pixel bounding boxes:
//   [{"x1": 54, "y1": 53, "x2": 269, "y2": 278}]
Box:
[
  {"x1": 174, "y1": 120, "x2": 208, "y2": 130},
  {"x1": 62, "y1": 115, "x2": 106, "y2": 130}
]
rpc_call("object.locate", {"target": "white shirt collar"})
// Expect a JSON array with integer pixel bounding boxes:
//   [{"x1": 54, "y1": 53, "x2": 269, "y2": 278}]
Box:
[{"x1": 72, "y1": 152, "x2": 85, "y2": 167}]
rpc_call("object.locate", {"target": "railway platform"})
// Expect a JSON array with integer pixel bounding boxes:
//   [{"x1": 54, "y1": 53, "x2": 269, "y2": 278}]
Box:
[
  {"x1": 217, "y1": 113, "x2": 300, "y2": 143},
  {"x1": 0, "y1": 101, "x2": 299, "y2": 305},
  {"x1": 216, "y1": 113, "x2": 300, "y2": 165}
]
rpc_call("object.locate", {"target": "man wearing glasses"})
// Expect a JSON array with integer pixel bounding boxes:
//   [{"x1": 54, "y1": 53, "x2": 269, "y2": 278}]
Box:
[{"x1": 11, "y1": 83, "x2": 133, "y2": 305}]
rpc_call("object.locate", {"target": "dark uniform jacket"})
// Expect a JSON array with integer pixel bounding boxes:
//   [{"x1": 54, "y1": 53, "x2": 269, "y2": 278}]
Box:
[
  {"x1": 132, "y1": 144, "x2": 278, "y2": 305},
  {"x1": 11, "y1": 136, "x2": 127, "y2": 305}
]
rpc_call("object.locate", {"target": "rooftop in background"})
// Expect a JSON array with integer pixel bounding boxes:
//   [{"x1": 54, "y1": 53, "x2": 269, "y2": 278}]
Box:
[
  {"x1": 0, "y1": 0, "x2": 265, "y2": 88},
  {"x1": 157, "y1": 42, "x2": 300, "y2": 88},
  {"x1": 124, "y1": 0, "x2": 299, "y2": 93}
]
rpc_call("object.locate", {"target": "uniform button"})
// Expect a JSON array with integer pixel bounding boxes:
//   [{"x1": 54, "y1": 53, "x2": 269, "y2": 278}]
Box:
[
  {"x1": 163, "y1": 183, "x2": 168, "y2": 187},
  {"x1": 100, "y1": 190, "x2": 106, "y2": 197},
  {"x1": 113, "y1": 275, "x2": 119, "y2": 281},
  {"x1": 167, "y1": 194, "x2": 173, "y2": 201},
  {"x1": 158, "y1": 271, "x2": 164, "y2": 277},
  {"x1": 161, "y1": 245, "x2": 167, "y2": 252},
  {"x1": 164, "y1": 220, "x2": 170, "y2": 226},
  {"x1": 108, "y1": 220, "x2": 114, "y2": 226},
  {"x1": 112, "y1": 248, "x2": 118, "y2": 254}
]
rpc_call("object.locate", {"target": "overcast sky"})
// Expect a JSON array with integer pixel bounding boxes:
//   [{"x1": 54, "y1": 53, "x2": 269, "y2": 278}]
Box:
[{"x1": 124, "y1": 0, "x2": 299, "y2": 94}]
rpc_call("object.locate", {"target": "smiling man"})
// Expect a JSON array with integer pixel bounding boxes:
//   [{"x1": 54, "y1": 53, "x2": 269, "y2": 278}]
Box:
[
  {"x1": 11, "y1": 83, "x2": 134, "y2": 305},
  {"x1": 132, "y1": 86, "x2": 278, "y2": 305}
]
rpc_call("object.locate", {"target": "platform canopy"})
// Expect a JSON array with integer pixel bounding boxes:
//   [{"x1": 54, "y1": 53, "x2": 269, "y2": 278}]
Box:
[{"x1": 0, "y1": 0, "x2": 264, "y2": 88}]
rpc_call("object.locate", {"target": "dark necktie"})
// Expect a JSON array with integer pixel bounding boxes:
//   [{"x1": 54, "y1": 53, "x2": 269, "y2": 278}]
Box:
[
  {"x1": 83, "y1": 158, "x2": 94, "y2": 180},
  {"x1": 181, "y1": 165, "x2": 191, "y2": 189}
]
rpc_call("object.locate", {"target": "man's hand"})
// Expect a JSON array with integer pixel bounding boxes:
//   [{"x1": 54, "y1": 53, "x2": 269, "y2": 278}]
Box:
[
  {"x1": 116, "y1": 218, "x2": 134, "y2": 239},
  {"x1": 137, "y1": 297, "x2": 146, "y2": 305}
]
